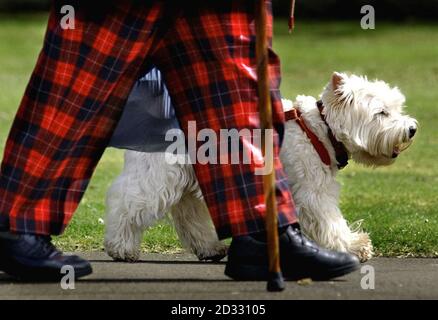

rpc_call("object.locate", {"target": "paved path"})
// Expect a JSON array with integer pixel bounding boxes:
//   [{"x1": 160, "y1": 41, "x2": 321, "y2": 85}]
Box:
[{"x1": 1, "y1": 253, "x2": 437, "y2": 299}]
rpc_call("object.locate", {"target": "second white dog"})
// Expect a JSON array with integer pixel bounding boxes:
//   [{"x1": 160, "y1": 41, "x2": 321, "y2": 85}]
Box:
[{"x1": 104, "y1": 72, "x2": 417, "y2": 262}]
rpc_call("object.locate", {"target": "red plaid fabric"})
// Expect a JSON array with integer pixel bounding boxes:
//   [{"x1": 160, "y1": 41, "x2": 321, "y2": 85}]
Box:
[{"x1": 0, "y1": 0, "x2": 297, "y2": 238}]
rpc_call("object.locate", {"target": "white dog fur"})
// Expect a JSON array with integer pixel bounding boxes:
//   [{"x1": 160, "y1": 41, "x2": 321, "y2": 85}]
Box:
[{"x1": 104, "y1": 72, "x2": 417, "y2": 262}]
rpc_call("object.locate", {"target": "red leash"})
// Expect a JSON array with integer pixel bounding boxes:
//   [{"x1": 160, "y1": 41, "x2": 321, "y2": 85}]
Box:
[
  {"x1": 284, "y1": 108, "x2": 332, "y2": 167},
  {"x1": 284, "y1": 102, "x2": 350, "y2": 169},
  {"x1": 288, "y1": 0, "x2": 296, "y2": 33}
]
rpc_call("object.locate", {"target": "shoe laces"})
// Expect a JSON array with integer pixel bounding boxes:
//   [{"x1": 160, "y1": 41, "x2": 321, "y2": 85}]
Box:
[
  {"x1": 39, "y1": 236, "x2": 61, "y2": 257},
  {"x1": 21, "y1": 235, "x2": 61, "y2": 258},
  {"x1": 289, "y1": 226, "x2": 319, "y2": 249}
]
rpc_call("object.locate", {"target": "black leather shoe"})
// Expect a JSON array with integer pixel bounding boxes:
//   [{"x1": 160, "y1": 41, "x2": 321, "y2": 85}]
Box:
[
  {"x1": 225, "y1": 225, "x2": 360, "y2": 281},
  {"x1": 0, "y1": 232, "x2": 92, "y2": 281}
]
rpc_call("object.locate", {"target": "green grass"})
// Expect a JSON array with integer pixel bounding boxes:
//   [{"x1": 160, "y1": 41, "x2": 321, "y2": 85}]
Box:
[{"x1": 0, "y1": 15, "x2": 437, "y2": 256}]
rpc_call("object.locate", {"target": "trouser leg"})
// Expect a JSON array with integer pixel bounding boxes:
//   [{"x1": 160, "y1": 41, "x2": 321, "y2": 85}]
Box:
[
  {"x1": 153, "y1": 0, "x2": 297, "y2": 239},
  {"x1": 0, "y1": 1, "x2": 167, "y2": 234}
]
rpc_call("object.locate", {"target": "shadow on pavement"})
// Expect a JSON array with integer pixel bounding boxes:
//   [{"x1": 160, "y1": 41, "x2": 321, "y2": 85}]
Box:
[{"x1": 87, "y1": 260, "x2": 226, "y2": 265}]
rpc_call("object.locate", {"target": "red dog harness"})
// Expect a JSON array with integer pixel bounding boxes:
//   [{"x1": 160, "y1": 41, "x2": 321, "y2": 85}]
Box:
[{"x1": 284, "y1": 101, "x2": 349, "y2": 169}]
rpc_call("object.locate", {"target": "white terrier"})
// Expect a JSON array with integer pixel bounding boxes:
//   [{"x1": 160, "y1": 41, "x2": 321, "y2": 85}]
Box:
[{"x1": 104, "y1": 72, "x2": 417, "y2": 262}]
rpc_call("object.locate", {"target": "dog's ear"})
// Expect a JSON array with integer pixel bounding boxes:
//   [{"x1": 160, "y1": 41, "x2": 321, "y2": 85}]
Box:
[
  {"x1": 332, "y1": 72, "x2": 344, "y2": 91},
  {"x1": 329, "y1": 72, "x2": 353, "y2": 107}
]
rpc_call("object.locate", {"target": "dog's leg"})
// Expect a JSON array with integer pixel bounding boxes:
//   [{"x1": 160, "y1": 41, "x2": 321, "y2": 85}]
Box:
[
  {"x1": 295, "y1": 187, "x2": 373, "y2": 262},
  {"x1": 170, "y1": 192, "x2": 228, "y2": 262},
  {"x1": 104, "y1": 173, "x2": 147, "y2": 262},
  {"x1": 282, "y1": 121, "x2": 373, "y2": 262},
  {"x1": 344, "y1": 220, "x2": 373, "y2": 262},
  {"x1": 104, "y1": 151, "x2": 177, "y2": 262}
]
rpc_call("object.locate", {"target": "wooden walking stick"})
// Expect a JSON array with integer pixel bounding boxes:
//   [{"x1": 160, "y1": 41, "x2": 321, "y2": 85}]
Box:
[{"x1": 255, "y1": 0, "x2": 285, "y2": 292}]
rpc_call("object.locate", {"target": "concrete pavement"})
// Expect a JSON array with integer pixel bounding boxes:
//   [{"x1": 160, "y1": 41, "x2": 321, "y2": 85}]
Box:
[{"x1": 0, "y1": 253, "x2": 437, "y2": 299}]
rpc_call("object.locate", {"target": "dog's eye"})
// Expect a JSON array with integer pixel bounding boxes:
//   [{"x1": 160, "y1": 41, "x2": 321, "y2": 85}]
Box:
[{"x1": 378, "y1": 110, "x2": 388, "y2": 116}]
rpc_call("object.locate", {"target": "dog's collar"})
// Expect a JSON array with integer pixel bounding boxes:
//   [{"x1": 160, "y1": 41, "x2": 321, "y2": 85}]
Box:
[
  {"x1": 316, "y1": 100, "x2": 349, "y2": 169},
  {"x1": 284, "y1": 101, "x2": 349, "y2": 169}
]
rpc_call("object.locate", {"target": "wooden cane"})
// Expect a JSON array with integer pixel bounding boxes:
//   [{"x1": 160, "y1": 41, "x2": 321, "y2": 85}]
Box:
[{"x1": 255, "y1": 0, "x2": 285, "y2": 292}]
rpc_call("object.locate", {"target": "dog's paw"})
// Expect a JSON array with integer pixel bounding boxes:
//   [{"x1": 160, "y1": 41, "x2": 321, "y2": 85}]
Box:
[
  {"x1": 349, "y1": 232, "x2": 374, "y2": 262},
  {"x1": 104, "y1": 239, "x2": 140, "y2": 262},
  {"x1": 195, "y1": 242, "x2": 228, "y2": 262}
]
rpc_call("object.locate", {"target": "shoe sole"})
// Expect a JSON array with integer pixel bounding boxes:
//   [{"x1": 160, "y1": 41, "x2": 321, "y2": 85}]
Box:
[
  {"x1": 0, "y1": 260, "x2": 93, "y2": 282},
  {"x1": 225, "y1": 261, "x2": 359, "y2": 281}
]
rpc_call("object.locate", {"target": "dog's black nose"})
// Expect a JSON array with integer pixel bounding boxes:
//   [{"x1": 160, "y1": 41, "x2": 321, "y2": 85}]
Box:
[{"x1": 409, "y1": 126, "x2": 417, "y2": 138}]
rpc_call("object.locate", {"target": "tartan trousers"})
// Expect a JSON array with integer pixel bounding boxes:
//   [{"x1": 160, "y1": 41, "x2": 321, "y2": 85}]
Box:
[{"x1": 0, "y1": 0, "x2": 297, "y2": 239}]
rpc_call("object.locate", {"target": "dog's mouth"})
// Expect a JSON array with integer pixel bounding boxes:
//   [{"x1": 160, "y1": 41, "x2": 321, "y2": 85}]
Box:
[
  {"x1": 391, "y1": 141, "x2": 412, "y2": 158},
  {"x1": 391, "y1": 147, "x2": 400, "y2": 158}
]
